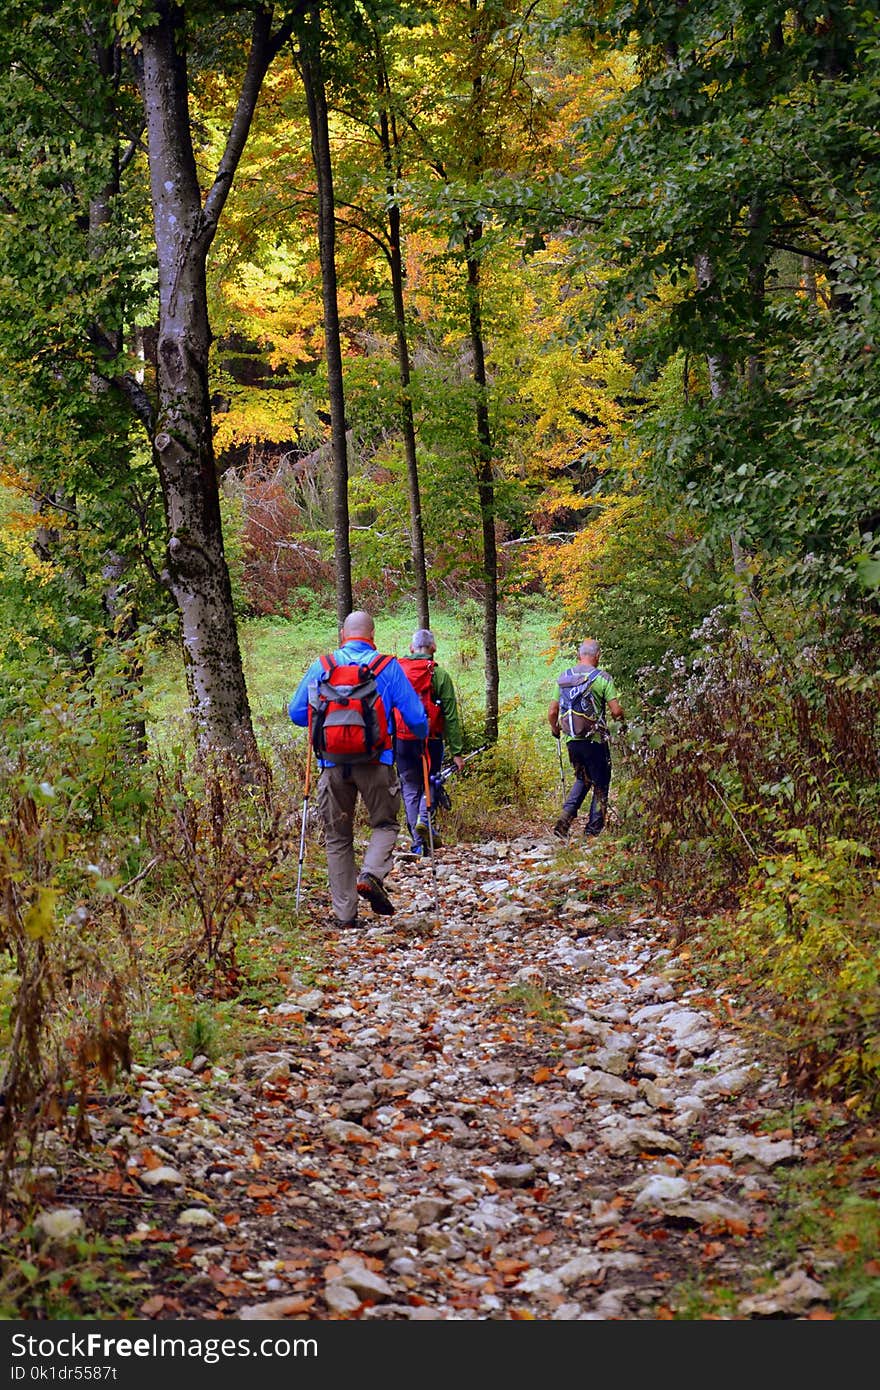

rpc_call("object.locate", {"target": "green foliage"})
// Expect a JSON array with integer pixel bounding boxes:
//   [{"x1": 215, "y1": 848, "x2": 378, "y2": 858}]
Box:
[
  {"x1": 544, "y1": 498, "x2": 730, "y2": 693},
  {"x1": 562, "y1": 2, "x2": 880, "y2": 619},
  {"x1": 0, "y1": 1227, "x2": 147, "y2": 1320},
  {"x1": 735, "y1": 831, "x2": 879, "y2": 1112},
  {"x1": 0, "y1": 638, "x2": 159, "y2": 846},
  {"x1": 142, "y1": 753, "x2": 296, "y2": 992},
  {"x1": 0, "y1": 0, "x2": 166, "y2": 664},
  {"x1": 501, "y1": 980, "x2": 567, "y2": 1028}
]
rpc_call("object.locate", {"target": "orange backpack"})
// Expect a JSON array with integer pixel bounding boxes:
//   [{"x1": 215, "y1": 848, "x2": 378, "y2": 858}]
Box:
[{"x1": 394, "y1": 656, "x2": 444, "y2": 739}]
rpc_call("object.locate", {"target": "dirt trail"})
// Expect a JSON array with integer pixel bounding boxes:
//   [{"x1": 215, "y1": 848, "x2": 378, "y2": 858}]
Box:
[{"x1": 29, "y1": 831, "x2": 836, "y2": 1320}]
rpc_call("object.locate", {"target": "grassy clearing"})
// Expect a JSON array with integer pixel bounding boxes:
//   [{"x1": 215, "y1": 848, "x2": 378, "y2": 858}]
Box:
[
  {"x1": 147, "y1": 594, "x2": 564, "y2": 749},
  {"x1": 145, "y1": 595, "x2": 570, "y2": 836}
]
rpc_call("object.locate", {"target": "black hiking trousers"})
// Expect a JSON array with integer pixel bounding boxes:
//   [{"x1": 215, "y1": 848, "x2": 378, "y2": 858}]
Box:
[{"x1": 561, "y1": 738, "x2": 612, "y2": 834}]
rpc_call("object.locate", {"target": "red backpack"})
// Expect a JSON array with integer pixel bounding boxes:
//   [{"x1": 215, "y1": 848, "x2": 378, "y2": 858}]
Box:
[
  {"x1": 394, "y1": 655, "x2": 444, "y2": 740},
  {"x1": 309, "y1": 651, "x2": 394, "y2": 764}
]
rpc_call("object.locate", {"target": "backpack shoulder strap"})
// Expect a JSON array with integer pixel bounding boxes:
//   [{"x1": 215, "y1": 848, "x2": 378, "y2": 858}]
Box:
[
  {"x1": 319, "y1": 653, "x2": 336, "y2": 676},
  {"x1": 367, "y1": 652, "x2": 394, "y2": 677}
]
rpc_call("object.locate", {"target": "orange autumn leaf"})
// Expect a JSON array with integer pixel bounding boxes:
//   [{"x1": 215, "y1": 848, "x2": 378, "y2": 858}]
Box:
[
  {"x1": 140, "y1": 1295, "x2": 165, "y2": 1316},
  {"x1": 500, "y1": 1125, "x2": 530, "y2": 1142},
  {"x1": 532, "y1": 1066, "x2": 551, "y2": 1084},
  {"x1": 723, "y1": 1219, "x2": 751, "y2": 1236},
  {"x1": 246, "y1": 1182, "x2": 279, "y2": 1198},
  {"x1": 275, "y1": 1296, "x2": 315, "y2": 1315},
  {"x1": 390, "y1": 1121, "x2": 427, "y2": 1143}
]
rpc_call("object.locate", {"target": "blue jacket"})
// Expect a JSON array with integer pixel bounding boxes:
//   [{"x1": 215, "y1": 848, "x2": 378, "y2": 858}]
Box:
[{"x1": 288, "y1": 638, "x2": 429, "y2": 767}]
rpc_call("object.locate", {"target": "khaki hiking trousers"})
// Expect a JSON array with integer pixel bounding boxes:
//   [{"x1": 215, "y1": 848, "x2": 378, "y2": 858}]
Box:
[{"x1": 317, "y1": 761, "x2": 402, "y2": 922}]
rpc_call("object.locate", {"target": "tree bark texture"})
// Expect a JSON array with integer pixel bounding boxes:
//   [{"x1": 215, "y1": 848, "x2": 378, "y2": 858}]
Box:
[
  {"x1": 299, "y1": 3, "x2": 353, "y2": 628},
  {"x1": 140, "y1": 1, "x2": 269, "y2": 771},
  {"x1": 464, "y1": 223, "x2": 499, "y2": 743},
  {"x1": 379, "y1": 92, "x2": 430, "y2": 630}
]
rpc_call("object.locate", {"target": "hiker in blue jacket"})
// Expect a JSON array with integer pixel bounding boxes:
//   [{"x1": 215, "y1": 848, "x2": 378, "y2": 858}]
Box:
[{"x1": 289, "y1": 610, "x2": 428, "y2": 929}]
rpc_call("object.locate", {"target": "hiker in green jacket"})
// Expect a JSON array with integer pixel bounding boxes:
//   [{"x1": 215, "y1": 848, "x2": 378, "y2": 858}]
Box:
[
  {"x1": 548, "y1": 638, "x2": 625, "y2": 839},
  {"x1": 393, "y1": 628, "x2": 465, "y2": 854}
]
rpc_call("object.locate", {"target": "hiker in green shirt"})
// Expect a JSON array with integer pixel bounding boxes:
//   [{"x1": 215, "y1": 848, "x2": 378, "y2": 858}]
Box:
[
  {"x1": 393, "y1": 628, "x2": 465, "y2": 854},
  {"x1": 548, "y1": 638, "x2": 625, "y2": 839}
]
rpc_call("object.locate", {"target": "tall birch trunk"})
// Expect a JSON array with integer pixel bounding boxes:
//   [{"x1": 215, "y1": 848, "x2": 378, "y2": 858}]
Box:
[{"x1": 140, "y1": 2, "x2": 283, "y2": 772}]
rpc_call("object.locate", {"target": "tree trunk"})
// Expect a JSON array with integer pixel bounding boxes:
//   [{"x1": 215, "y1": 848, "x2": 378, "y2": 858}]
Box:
[
  {"x1": 140, "y1": 1, "x2": 271, "y2": 772},
  {"x1": 378, "y1": 94, "x2": 430, "y2": 629},
  {"x1": 298, "y1": 3, "x2": 353, "y2": 627},
  {"x1": 464, "y1": 222, "x2": 499, "y2": 743},
  {"x1": 695, "y1": 250, "x2": 753, "y2": 624}
]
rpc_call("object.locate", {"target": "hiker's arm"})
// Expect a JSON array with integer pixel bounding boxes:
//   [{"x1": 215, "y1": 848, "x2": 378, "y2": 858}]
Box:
[
  {"x1": 607, "y1": 695, "x2": 628, "y2": 735},
  {"x1": 434, "y1": 667, "x2": 463, "y2": 757},
  {"x1": 548, "y1": 699, "x2": 561, "y2": 737},
  {"x1": 288, "y1": 659, "x2": 322, "y2": 726}
]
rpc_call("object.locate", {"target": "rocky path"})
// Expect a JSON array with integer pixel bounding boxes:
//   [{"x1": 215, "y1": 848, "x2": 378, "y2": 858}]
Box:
[{"x1": 33, "y1": 833, "x2": 836, "y2": 1320}]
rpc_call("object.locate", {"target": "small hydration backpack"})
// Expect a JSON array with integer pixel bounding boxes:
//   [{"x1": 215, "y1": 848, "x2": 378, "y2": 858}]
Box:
[
  {"x1": 309, "y1": 651, "x2": 394, "y2": 764},
  {"x1": 557, "y1": 666, "x2": 608, "y2": 740},
  {"x1": 395, "y1": 655, "x2": 444, "y2": 740}
]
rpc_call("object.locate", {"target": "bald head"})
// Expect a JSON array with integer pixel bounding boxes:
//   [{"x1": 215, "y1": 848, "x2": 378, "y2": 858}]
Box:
[
  {"x1": 341, "y1": 610, "x2": 375, "y2": 642},
  {"x1": 578, "y1": 639, "x2": 600, "y2": 665}
]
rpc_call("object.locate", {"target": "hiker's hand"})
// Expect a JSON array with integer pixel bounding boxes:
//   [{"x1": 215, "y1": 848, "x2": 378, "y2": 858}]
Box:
[{"x1": 453, "y1": 754, "x2": 465, "y2": 771}]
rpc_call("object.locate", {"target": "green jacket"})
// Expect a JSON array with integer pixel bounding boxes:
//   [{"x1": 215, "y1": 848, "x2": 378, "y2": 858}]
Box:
[{"x1": 432, "y1": 663, "x2": 464, "y2": 756}]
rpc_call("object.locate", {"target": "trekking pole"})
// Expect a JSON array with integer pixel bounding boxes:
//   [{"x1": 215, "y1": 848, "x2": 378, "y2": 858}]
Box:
[
  {"x1": 556, "y1": 734, "x2": 566, "y2": 796},
  {"x1": 295, "y1": 719, "x2": 313, "y2": 913},
  {"x1": 421, "y1": 744, "x2": 440, "y2": 914},
  {"x1": 438, "y1": 742, "x2": 490, "y2": 785}
]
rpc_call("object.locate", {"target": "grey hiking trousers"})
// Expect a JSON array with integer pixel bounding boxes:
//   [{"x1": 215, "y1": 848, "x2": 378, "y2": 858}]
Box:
[{"x1": 317, "y1": 761, "x2": 402, "y2": 922}]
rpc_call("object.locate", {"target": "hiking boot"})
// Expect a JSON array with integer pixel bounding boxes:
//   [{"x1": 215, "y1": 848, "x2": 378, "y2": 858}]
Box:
[
  {"x1": 415, "y1": 820, "x2": 442, "y2": 848},
  {"x1": 331, "y1": 916, "x2": 359, "y2": 930},
  {"x1": 356, "y1": 871, "x2": 396, "y2": 916},
  {"x1": 552, "y1": 813, "x2": 574, "y2": 839}
]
